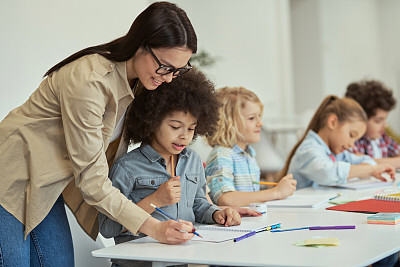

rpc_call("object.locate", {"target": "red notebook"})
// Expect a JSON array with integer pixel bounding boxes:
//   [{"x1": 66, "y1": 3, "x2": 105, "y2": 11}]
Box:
[{"x1": 326, "y1": 199, "x2": 400, "y2": 213}]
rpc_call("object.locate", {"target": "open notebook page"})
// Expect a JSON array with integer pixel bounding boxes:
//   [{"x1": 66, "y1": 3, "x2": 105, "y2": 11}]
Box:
[{"x1": 192, "y1": 218, "x2": 276, "y2": 243}]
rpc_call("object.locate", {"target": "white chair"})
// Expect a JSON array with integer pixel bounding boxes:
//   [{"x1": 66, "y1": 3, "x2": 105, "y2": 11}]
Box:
[{"x1": 66, "y1": 207, "x2": 113, "y2": 267}]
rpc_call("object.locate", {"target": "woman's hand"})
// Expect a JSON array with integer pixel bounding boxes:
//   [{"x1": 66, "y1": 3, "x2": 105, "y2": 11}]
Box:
[
  {"x1": 371, "y1": 164, "x2": 395, "y2": 181},
  {"x1": 139, "y1": 217, "x2": 194, "y2": 244},
  {"x1": 212, "y1": 207, "x2": 241, "y2": 226},
  {"x1": 271, "y1": 174, "x2": 297, "y2": 199},
  {"x1": 153, "y1": 176, "x2": 181, "y2": 207}
]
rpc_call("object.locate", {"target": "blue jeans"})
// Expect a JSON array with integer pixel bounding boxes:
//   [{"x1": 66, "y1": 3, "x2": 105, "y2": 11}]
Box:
[{"x1": 0, "y1": 195, "x2": 74, "y2": 267}]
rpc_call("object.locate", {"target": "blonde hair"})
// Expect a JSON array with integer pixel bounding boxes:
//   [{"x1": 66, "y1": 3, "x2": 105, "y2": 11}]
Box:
[
  {"x1": 207, "y1": 87, "x2": 264, "y2": 148},
  {"x1": 278, "y1": 95, "x2": 367, "y2": 178}
]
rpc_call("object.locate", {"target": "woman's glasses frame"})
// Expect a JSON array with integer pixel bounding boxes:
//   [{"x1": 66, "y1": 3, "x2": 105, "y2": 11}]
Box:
[{"x1": 146, "y1": 46, "x2": 192, "y2": 77}]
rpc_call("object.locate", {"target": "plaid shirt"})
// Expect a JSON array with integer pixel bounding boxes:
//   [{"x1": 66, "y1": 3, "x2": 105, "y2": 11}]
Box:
[{"x1": 353, "y1": 133, "x2": 400, "y2": 158}]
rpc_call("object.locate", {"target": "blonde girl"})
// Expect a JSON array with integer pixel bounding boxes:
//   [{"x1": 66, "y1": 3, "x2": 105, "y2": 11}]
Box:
[
  {"x1": 280, "y1": 95, "x2": 395, "y2": 189},
  {"x1": 205, "y1": 87, "x2": 296, "y2": 207}
]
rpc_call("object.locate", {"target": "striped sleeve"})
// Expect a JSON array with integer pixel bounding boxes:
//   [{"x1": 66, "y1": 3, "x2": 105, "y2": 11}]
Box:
[{"x1": 205, "y1": 147, "x2": 236, "y2": 203}]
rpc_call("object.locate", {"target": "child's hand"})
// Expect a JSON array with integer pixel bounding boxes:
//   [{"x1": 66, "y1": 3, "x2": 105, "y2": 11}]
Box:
[
  {"x1": 371, "y1": 164, "x2": 396, "y2": 181},
  {"x1": 227, "y1": 206, "x2": 263, "y2": 217},
  {"x1": 272, "y1": 174, "x2": 297, "y2": 199},
  {"x1": 212, "y1": 207, "x2": 241, "y2": 226},
  {"x1": 153, "y1": 176, "x2": 181, "y2": 206}
]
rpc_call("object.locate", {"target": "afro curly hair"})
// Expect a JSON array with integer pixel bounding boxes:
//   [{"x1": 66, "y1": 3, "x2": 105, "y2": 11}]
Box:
[
  {"x1": 125, "y1": 68, "x2": 220, "y2": 145},
  {"x1": 345, "y1": 80, "x2": 396, "y2": 118}
]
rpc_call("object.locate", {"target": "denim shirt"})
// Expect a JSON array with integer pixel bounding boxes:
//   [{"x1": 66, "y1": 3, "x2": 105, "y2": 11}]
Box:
[
  {"x1": 99, "y1": 143, "x2": 219, "y2": 241},
  {"x1": 288, "y1": 130, "x2": 377, "y2": 189}
]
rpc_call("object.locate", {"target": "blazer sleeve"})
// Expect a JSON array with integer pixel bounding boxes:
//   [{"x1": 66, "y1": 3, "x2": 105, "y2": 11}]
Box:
[
  {"x1": 56, "y1": 68, "x2": 150, "y2": 235},
  {"x1": 99, "y1": 162, "x2": 135, "y2": 238}
]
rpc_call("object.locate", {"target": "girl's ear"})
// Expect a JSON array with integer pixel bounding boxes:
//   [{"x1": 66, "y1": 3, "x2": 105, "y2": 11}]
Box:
[{"x1": 326, "y1": 114, "x2": 339, "y2": 130}]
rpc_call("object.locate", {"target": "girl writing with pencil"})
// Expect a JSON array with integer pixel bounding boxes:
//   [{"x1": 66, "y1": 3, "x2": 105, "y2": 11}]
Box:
[
  {"x1": 205, "y1": 87, "x2": 297, "y2": 207},
  {"x1": 99, "y1": 69, "x2": 241, "y2": 265},
  {"x1": 279, "y1": 95, "x2": 395, "y2": 189}
]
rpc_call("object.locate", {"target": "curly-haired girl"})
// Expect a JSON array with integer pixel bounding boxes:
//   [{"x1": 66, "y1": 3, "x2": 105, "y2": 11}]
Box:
[{"x1": 99, "y1": 69, "x2": 241, "y2": 248}]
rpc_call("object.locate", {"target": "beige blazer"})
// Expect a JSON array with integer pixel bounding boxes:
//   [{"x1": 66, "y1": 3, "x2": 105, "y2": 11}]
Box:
[{"x1": 0, "y1": 54, "x2": 150, "y2": 240}]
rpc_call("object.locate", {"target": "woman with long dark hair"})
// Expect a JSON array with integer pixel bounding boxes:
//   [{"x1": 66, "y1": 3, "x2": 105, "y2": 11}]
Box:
[{"x1": 0, "y1": 2, "x2": 197, "y2": 265}]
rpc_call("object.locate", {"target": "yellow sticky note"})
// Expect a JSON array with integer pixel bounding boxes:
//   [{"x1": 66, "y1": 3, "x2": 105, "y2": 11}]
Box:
[
  {"x1": 293, "y1": 238, "x2": 340, "y2": 247},
  {"x1": 304, "y1": 238, "x2": 339, "y2": 246}
]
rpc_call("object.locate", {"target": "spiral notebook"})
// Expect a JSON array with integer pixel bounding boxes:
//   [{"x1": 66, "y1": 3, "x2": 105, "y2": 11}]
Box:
[
  {"x1": 192, "y1": 219, "x2": 274, "y2": 243},
  {"x1": 374, "y1": 192, "x2": 400, "y2": 202}
]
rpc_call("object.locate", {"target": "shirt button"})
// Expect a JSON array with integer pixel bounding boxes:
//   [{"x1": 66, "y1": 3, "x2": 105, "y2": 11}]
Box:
[
  {"x1": 160, "y1": 159, "x2": 165, "y2": 163},
  {"x1": 219, "y1": 178, "x2": 223, "y2": 182},
  {"x1": 151, "y1": 180, "x2": 155, "y2": 185},
  {"x1": 195, "y1": 177, "x2": 197, "y2": 182}
]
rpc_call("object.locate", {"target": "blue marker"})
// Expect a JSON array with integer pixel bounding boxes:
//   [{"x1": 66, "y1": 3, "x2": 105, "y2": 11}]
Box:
[
  {"x1": 271, "y1": 227, "x2": 309, "y2": 232},
  {"x1": 234, "y1": 223, "x2": 281, "y2": 242}
]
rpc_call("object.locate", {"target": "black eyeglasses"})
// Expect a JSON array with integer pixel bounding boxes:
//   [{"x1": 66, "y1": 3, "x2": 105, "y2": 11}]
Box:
[{"x1": 146, "y1": 46, "x2": 192, "y2": 77}]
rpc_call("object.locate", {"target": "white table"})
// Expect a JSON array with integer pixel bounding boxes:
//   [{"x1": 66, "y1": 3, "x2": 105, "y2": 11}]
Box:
[{"x1": 92, "y1": 184, "x2": 400, "y2": 267}]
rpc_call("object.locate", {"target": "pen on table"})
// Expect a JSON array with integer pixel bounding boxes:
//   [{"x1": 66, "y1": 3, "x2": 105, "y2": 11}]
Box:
[
  {"x1": 234, "y1": 223, "x2": 281, "y2": 242},
  {"x1": 329, "y1": 193, "x2": 341, "y2": 201},
  {"x1": 150, "y1": 203, "x2": 202, "y2": 238},
  {"x1": 256, "y1": 223, "x2": 282, "y2": 232},
  {"x1": 271, "y1": 225, "x2": 356, "y2": 232},
  {"x1": 252, "y1": 181, "x2": 278, "y2": 186},
  {"x1": 271, "y1": 227, "x2": 309, "y2": 233}
]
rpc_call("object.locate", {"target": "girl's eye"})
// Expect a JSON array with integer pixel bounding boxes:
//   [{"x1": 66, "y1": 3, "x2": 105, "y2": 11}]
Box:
[
  {"x1": 249, "y1": 117, "x2": 255, "y2": 120},
  {"x1": 171, "y1": 126, "x2": 179, "y2": 130},
  {"x1": 188, "y1": 128, "x2": 195, "y2": 131}
]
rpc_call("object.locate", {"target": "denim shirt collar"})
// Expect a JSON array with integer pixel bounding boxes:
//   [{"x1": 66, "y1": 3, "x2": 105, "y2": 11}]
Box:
[
  {"x1": 308, "y1": 130, "x2": 334, "y2": 156},
  {"x1": 139, "y1": 143, "x2": 188, "y2": 163},
  {"x1": 232, "y1": 144, "x2": 256, "y2": 157}
]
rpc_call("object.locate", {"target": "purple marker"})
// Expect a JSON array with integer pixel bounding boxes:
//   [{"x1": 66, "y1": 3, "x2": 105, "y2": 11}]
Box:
[
  {"x1": 309, "y1": 225, "x2": 356, "y2": 230},
  {"x1": 234, "y1": 231, "x2": 256, "y2": 242}
]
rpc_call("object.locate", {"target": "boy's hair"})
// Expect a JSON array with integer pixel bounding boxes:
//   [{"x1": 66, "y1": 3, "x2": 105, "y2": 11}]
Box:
[
  {"x1": 279, "y1": 95, "x2": 367, "y2": 178},
  {"x1": 207, "y1": 87, "x2": 264, "y2": 148},
  {"x1": 125, "y1": 68, "x2": 220, "y2": 145},
  {"x1": 345, "y1": 80, "x2": 396, "y2": 118}
]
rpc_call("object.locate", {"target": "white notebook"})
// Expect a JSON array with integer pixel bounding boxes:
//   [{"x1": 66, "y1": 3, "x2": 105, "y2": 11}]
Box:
[
  {"x1": 192, "y1": 219, "x2": 274, "y2": 243},
  {"x1": 266, "y1": 193, "x2": 336, "y2": 208},
  {"x1": 323, "y1": 177, "x2": 393, "y2": 190}
]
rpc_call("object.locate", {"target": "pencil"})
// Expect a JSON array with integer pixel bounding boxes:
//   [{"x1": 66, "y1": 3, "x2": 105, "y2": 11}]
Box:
[
  {"x1": 252, "y1": 181, "x2": 278, "y2": 186},
  {"x1": 150, "y1": 203, "x2": 202, "y2": 238},
  {"x1": 171, "y1": 154, "x2": 174, "y2": 177}
]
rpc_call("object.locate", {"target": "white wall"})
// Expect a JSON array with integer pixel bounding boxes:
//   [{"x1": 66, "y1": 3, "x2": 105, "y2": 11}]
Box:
[
  {"x1": 291, "y1": 0, "x2": 400, "y2": 132},
  {"x1": 0, "y1": 0, "x2": 148, "y2": 121},
  {"x1": 378, "y1": 0, "x2": 400, "y2": 131},
  {"x1": 169, "y1": 0, "x2": 295, "y2": 122}
]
